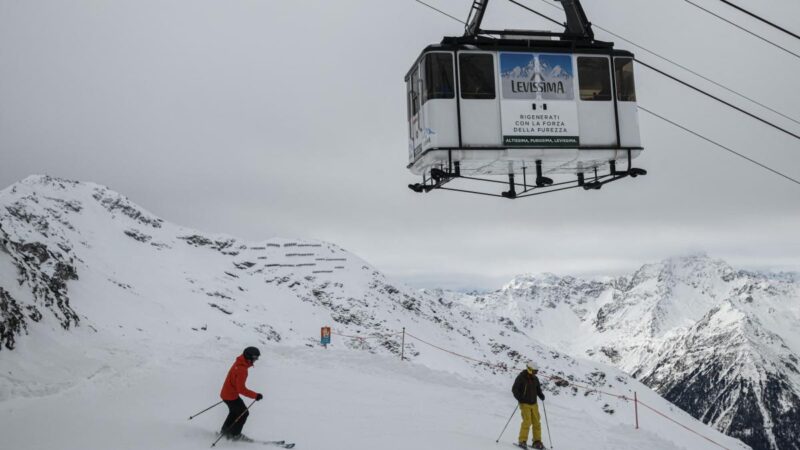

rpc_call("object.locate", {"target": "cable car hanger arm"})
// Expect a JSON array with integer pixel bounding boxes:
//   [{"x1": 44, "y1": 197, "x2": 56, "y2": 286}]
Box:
[
  {"x1": 560, "y1": 0, "x2": 594, "y2": 40},
  {"x1": 465, "y1": 0, "x2": 490, "y2": 36},
  {"x1": 464, "y1": 0, "x2": 594, "y2": 40}
]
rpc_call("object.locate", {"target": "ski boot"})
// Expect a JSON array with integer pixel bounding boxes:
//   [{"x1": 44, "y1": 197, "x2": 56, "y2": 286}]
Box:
[
  {"x1": 515, "y1": 442, "x2": 528, "y2": 449},
  {"x1": 532, "y1": 441, "x2": 544, "y2": 449}
]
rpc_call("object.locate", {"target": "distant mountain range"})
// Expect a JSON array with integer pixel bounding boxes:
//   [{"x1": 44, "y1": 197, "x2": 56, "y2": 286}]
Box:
[{"x1": 432, "y1": 255, "x2": 800, "y2": 450}]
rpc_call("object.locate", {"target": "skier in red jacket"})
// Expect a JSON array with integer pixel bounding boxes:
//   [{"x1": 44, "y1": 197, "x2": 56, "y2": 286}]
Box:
[{"x1": 219, "y1": 347, "x2": 263, "y2": 440}]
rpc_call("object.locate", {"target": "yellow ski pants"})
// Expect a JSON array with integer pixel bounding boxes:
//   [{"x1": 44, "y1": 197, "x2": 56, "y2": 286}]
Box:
[{"x1": 518, "y1": 402, "x2": 542, "y2": 443}]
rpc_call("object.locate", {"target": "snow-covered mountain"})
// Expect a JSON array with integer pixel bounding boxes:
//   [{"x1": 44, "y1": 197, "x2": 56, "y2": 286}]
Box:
[
  {"x1": 542, "y1": 63, "x2": 570, "y2": 80},
  {"x1": 502, "y1": 59, "x2": 537, "y2": 80},
  {"x1": 445, "y1": 256, "x2": 800, "y2": 450},
  {"x1": 0, "y1": 176, "x2": 748, "y2": 450}
]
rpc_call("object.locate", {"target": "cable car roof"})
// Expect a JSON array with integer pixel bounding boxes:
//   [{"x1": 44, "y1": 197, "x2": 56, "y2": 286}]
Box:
[{"x1": 406, "y1": 38, "x2": 635, "y2": 81}]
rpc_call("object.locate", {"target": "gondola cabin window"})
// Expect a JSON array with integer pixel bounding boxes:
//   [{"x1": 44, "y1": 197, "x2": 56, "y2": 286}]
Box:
[
  {"x1": 423, "y1": 53, "x2": 455, "y2": 103},
  {"x1": 614, "y1": 57, "x2": 636, "y2": 102},
  {"x1": 407, "y1": 69, "x2": 420, "y2": 141},
  {"x1": 409, "y1": 70, "x2": 420, "y2": 115},
  {"x1": 578, "y1": 57, "x2": 612, "y2": 101},
  {"x1": 459, "y1": 53, "x2": 496, "y2": 99},
  {"x1": 406, "y1": 79, "x2": 413, "y2": 121}
]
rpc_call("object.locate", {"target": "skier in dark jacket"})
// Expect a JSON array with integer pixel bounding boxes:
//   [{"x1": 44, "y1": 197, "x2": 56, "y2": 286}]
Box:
[
  {"x1": 512, "y1": 361, "x2": 546, "y2": 449},
  {"x1": 219, "y1": 347, "x2": 263, "y2": 441}
]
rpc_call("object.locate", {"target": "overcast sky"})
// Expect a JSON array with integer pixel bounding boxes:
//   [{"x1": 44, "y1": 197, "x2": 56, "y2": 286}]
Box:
[{"x1": 1, "y1": 0, "x2": 798, "y2": 290}]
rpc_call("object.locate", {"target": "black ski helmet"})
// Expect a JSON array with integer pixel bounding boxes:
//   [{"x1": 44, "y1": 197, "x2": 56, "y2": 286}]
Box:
[{"x1": 243, "y1": 346, "x2": 261, "y2": 362}]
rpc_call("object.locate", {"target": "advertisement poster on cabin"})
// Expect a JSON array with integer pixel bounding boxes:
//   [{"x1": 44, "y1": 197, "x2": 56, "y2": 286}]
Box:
[{"x1": 499, "y1": 52, "x2": 579, "y2": 147}]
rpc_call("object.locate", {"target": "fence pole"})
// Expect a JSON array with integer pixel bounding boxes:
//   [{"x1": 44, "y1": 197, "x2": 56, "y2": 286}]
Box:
[
  {"x1": 401, "y1": 327, "x2": 406, "y2": 361},
  {"x1": 634, "y1": 391, "x2": 639, "y2": 430}
]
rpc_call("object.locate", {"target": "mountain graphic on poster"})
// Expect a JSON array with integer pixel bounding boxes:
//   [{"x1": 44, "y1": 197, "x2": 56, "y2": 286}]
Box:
[
  {"x1": 539, "y1": 54, "x2": 574, "y2": 99},
  {"x1": 503, "y1": 60, "x2": 537, "y2": 79},
  {"x1": 545, "y1": 65, "x2": 571, "y2": 79},
  {"x1": 499, "y1": 53, "x2": 575, "y2": 100},
  {"x1": 500, "y1": 53, "x2": 536, "y2": 80}
]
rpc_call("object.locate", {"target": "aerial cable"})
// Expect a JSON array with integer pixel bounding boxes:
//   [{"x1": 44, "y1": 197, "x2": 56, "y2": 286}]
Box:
[
  {"x1": 504, "y1": 0, "x2": 800, "y2": 141},
  {"x1": 715, "y1": 0, "x2": 800, "y2": 42},
  {"x1": 639, "y1": 106, "x2": 800, "y2": 187},
  {"x1": 528, "y1": 0, "x2": 800, "y2": 127},
  {"x1": 414, "y1": 0, "x2": 466, "y2": 25},
  {"x1": 683, "y1": 0, "x2": 800, "y2": 60},
  {"x1": 634, "y1": 58, "x2": 800, "y2": 141}
]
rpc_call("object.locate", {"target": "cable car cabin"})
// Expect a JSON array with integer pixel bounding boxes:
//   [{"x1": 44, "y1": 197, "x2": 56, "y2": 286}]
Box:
[{"x1": 405, "y1": 1, "x2": 646, "y2": 198}]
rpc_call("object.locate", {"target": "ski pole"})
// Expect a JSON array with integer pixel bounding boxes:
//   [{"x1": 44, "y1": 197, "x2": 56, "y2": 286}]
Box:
[
  {"x1": 542, "y1": 400, "x2": 553, "y2": 449},
  {"x1": 211, "y1": 399, "x2": 257, "y2": 448},
  {"x1": 189, "y1": 401, "x2": 224, "y2": 420},
  {"x1": 496, "y1": 404, "x2": 519, "y2": 443}
]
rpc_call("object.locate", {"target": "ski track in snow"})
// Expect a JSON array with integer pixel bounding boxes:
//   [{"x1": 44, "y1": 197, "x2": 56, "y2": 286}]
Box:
[{"x1": 1, "y1": 346, "x2": 720, "y2": 450}]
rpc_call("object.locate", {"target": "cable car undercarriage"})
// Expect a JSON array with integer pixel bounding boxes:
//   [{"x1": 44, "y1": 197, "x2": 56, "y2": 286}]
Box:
[{"x1": 409, "y1": 149, "x2": 646, "y2": 198}]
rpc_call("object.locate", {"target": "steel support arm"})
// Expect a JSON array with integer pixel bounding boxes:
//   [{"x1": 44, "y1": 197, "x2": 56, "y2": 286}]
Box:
[
  {"x1": 559, "y1": 0, "x2": 594, "y2": 40},
  {"x1": 465, "y1": 0, "x2": 490, "y2": 36}
]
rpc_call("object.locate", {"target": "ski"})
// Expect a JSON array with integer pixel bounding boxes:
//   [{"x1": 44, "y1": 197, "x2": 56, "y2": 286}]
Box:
[
  {"x1": 213, "y1": 433, "x2": 294, "y2": 448},
  {"x1": 254, "y1": 440, "x2": 294, "y2": 449}
]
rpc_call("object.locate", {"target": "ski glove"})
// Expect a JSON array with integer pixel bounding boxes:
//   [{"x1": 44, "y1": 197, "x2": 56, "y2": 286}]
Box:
[
  {"x1": 538, "y1": 393, "x2": 545, "y2": 401},
  {"x1": 255, "y1": 393, "x2": 263, "y2": 401}
]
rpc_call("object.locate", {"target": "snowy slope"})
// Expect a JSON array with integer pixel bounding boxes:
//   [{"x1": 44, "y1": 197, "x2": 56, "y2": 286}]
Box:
[
  {"x1": 0, "y1": 175, "x2": 747, "y2": 450},
  {"x1": 446, "y1": 256, "x2": 800, "y2": 450}
]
